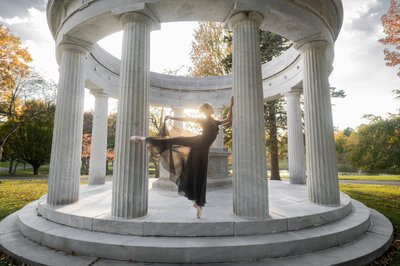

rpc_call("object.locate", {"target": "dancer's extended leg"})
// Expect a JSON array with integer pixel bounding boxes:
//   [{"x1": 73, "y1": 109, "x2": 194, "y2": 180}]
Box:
[{"x1": 130, "y1": 136, "x2": 146, "y2": 142}]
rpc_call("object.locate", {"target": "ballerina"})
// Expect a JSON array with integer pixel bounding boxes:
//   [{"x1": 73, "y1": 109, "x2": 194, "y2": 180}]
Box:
[{"x1": 131, "y1": 97, "x2": 233, "y2": 219}]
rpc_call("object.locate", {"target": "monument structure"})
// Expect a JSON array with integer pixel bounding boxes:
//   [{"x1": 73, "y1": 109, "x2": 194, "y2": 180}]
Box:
[{"x1": 0, "y1": 0, "x2": 393, "y2": 265}]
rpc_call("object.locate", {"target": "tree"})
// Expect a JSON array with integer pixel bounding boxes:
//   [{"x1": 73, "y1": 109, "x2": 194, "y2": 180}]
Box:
[
  {"x1": 345, "y1": 115, "x2": 400, "y2": 173},
  {"x1": 0, "y1": 70, "x2": 56, "y2": 161},
  {"x1": 6, "y1": 100, "x2": 55, "y2": 175},
  {"x1": 333, "y1": 129, "x2": 357, "y2": 172},
  {"x1": 106, "y1": 148, "x2": 114, "y2": 173},
  {"x1": 0, "y1": 25, "x2": 32, "y2": 114},
  {"x1": 83, "y1": 111, "x2": 93, "y2": 134},
  {"x1": 107, "y1": 112, "x2": 117, "y2": 150},
  {"x1": 189, "y1": 22, "x2": 231, "y2": 77},
  {"x1": 393, "y1": 89, "x2": 400, "y2": 113},
  {"x1": 221, "y1": 30, "x2": 292, "y2": 72},
  {"x1": 81, "y1": 134, "x2": 91, "y2": 175},
  {"x1": 330, "y1": 87, "x2": 346, "y2": 98},
  {"x1": 394, "y1": 89, "x2": 400, "y2": 100},
  {"x1": 379, "y1": 0, "x2": 400, "y2": 76},
  {"x1": 264, "y1": 99, "x2": 287, "y2": 180}
]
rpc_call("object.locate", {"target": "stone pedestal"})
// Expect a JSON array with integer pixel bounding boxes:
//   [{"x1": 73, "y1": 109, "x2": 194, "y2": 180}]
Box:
[
  {"x1": 299, "y1": 41, "x2": 340, "y2": 205},
  {"x1": 152, "y1": 165, "x2": 178, "y2": 191},
  {"x1": 229, "y1": 12, "x2": 269, "y2": 218},
  {"x1": 286, "y1": 91, "x2": 306, "y2": 184},
  {"x1": 111, "y1": 13, "x2": 152, "y2": 218},
  {"x1": 152, "y1": 148, "x2": 231, "y2": 190},
  {"x1": 47, "y1": 43, "x2": 89, "y2": 205},
  {"x1": 207, "y1": 148, "x2": 231, "y2": 187},
  {"x1": 89, "y1": 93, "x2": 109, "y2": 185}
]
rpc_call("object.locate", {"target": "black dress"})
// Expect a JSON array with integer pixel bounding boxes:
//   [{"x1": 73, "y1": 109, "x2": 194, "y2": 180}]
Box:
[{"x1": 147, "y1": 116, "x2": 220, "y2": 206}]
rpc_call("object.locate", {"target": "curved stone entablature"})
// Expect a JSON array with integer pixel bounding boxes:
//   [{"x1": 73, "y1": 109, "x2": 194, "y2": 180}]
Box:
[
  {"x1": 85, "y1": 44, "x2": 303, "y2": 107},
  {"x1": 47, "y1": 0, "x2": 342, "y2": 107},
  {"x1": 47, "y1": 0, "x2": 343, "y2": 46}
]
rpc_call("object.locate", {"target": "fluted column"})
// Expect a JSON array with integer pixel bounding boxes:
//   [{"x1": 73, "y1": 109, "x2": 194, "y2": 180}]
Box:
[
  {"x1": 88, "y1": 93, "x2": 109, "y2": 185},
  {"x1": 286, "y1": 91, "x2": 306, "y2": 184},
  {"x1": 47, "y1": 43, "x2": 89, "y2": 205},
  {"x1": 111, "y1": 12, "x2": 152, "y2": 218},
  {"x1": 212, "y1": 107, "x2": 224, "y2": 149},
  {"x1": 229, "y1": 12, "x2": 269, "y2": 218},
  {"x1": 299, "y1": 41, "x2": 340, "y2": 205},
  {"x1": 172, "y1": 107, "x2": 184, "y2": 128}
]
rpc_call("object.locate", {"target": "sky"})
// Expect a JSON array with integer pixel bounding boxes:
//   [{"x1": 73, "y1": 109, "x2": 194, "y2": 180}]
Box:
[{"x1": 0, "y1": 0, "x2": 399, "y2": 130}]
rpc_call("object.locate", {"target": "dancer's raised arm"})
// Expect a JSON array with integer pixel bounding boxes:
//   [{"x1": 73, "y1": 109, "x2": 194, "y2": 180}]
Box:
[{"x1": 219, "y1": 96, "x2": 234, "y2": 125}]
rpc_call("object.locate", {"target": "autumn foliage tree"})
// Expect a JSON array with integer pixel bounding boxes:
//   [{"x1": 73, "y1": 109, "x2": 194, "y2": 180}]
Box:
[
  {"x1": 379, "y1": 0, "x2": 400, "y2": 76},
  {"x1": 0, "y1": 70, "x2": 56, "y2": 161},
  {"x1": 189, "y1": 22, "x2": 231, "y2": 77},
  {"x1": 0, "y1": 25, "x2": 32, "y2": 118},
  {"x1": 0, "y1": 26, "x2": 34, "y2": 161},
  {"x1": 81, "y1": 134, "x2": 92, "y2": 175}
]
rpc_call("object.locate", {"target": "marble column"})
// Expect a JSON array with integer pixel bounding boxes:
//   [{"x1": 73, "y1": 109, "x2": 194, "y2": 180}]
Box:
[
  {"x1": 47, "y1": 43, "x2": 88, "y2": 205},
  {"x1": 88, "y1": 93, "x2": 109, "y2": 185},
  {"x1": 286, "y1": 91, "x2": 306, "y2": 184},
  {"x1": 299, "y1": 41, "x2": 340, "y2": 205},
  {"x1": 229, "y1": 12, "x2": 269, "y2": 218},
  {"x1": 111, "y1": 12, "x2": 152, "y2": 218},
  {"x1": 172, "y1": 107, "x2": 184, "y2": 128}
]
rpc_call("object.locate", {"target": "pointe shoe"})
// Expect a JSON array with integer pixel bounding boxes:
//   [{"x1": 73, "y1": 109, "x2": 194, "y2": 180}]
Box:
[
  {"x1": 194, "y1": 203, "x2": 202, "y2": 219},
  {"x1": 130, "y1": 136, "x2": 146, "y2": 142},
  {"x1": 197, "y1": 207, "x2": 202, "y2": 219}
]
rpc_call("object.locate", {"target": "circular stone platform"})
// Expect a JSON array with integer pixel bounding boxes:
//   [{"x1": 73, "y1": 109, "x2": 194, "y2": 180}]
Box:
[
  {"x1": 37, "y1": 180, "x2": 352, "y2": 237},
  {"x1": 0, "y1": 180, "x2": 393, "y2": 265}
]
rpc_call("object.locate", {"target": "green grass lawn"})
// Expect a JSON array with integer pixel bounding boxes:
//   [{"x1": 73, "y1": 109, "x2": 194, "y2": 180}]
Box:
[
  {"x1": 0, "y1": 180, "x2": 48, "y2": 221},
  {"x1": 0, "y1": 161, "x2": 49, "y2": 177},
  {"x1": 280, "y1": 174, "x2": 400, "y2": 182},
  {"x1": 339, "y1": 175, "x2": 400, "y2": 182},
  {"x1": 339, "y1": 184, "x2": 400, "y2": 265}
]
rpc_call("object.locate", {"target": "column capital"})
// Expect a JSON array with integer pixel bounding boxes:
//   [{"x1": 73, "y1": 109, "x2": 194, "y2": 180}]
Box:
[
  {"x1": 91, "y1": 91, "x2": 109, "y2": 99},
  {"x1": 294, "y1": 39, "x2": 330, "y2": 54},
  {"x1": 285, "y1": 90, "x2": 302, "y2": 98},
  {"x1": 58, "y1": 35, "x2": 92, "y2": 54},
  {"x1": 112, "y1": 3, "x2": 160, "y2": 30},
  {"x1": 120, "y1": 12, "x2": 152, "y2": 26},
  {"x1": 56, "y1": 36, "x2": 92, "y2": 63},
  {"x1": 227, "y1": 11, "x2": 264, "y2": 29}
]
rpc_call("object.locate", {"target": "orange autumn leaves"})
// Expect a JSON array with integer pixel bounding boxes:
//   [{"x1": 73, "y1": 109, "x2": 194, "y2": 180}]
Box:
[
  {"x1": 189, "y1": 22, "x2": 231, "y2": 77},
  {"x1": 379, "y1": 0, "x2": 400, "y2": 76},
  {"x1": 0, "y1": 26, "x2": 32, "y2": 118}
]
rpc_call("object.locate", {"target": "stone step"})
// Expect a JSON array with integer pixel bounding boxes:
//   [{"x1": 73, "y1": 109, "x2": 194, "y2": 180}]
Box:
[
  {"x1": 17, "y1": 200, "x2": 372, "y2": 264},
  {"x1": 0, "y1": 205, "x2": 98, "y2": 266},
  {"x1": 0, "y1": 206, "x2": 392, "y2": 266}
]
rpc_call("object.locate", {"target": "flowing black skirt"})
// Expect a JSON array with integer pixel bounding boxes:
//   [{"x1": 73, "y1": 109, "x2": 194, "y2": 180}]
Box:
[{"x1": 147, "y1": 135, "x2": 210, "y2": 206}]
